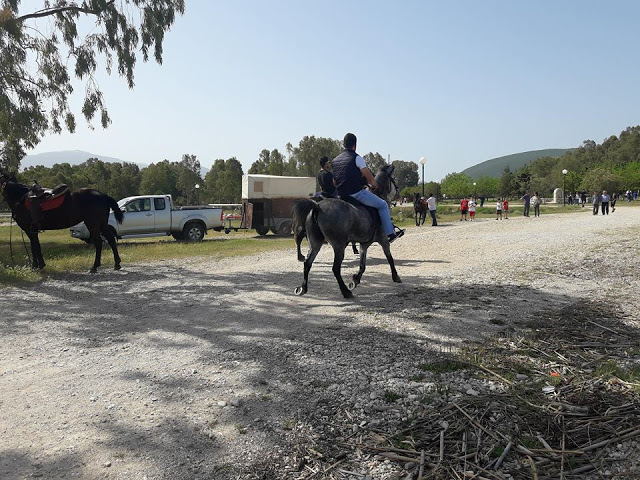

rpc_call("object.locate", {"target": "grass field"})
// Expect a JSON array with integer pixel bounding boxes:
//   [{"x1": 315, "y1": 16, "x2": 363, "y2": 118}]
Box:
[{"x1": 0, "y1": 226, "x2": 292, "y2": 284}]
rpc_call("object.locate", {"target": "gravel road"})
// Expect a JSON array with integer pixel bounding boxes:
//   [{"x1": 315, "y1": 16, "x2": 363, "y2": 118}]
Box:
[{"x1": 1, "y1": 206, "x2": 639, "y2": 479}]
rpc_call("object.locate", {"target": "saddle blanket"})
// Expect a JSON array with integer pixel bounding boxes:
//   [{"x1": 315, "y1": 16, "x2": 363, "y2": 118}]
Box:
[{"x1": 25, "y1": 192, "x2": 68, "y2": 212}]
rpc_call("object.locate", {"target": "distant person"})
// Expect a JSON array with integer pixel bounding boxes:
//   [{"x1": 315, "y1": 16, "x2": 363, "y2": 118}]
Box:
[
  {"x1": 592, "y1": 191, "x2": 601, "y2": 215},
  {"x1": 317, "y1": 156, "x2": 337, "y2": 198},
  {"x1": 460, "y1": 196, "x2": 469, "y2": 221},
  {"x1": 468, "y1": 198, "x2": 477, "y2": 221},
  {"x1": 581, "y1": 191, "x2": 587, "y2": 207},
  {"x1": 574, "y1": 192, "x2": 580, "y2": 205},
  {"x1": 531, "y1": 191, "x2": 541, "y2": 217},
  {"x1": 503, "y1": 197, "x2": 509, "y2": 219},
  {"x1": 332, "y1": 132, "x2": 403, "y2": 243},
  {"x1": 427, "y1": 193, "x2": 437, "y2": 226},
  {"x1": 521, "y1": 191, "x2": 531, "y2": 217},
  {"x1": 567, "y1": 192, "x2": 573, "y2": 205},
  {"x1": 601, "y1": 190, "x2": 610, "y2": 215},
  {"x1": 611, "y1": 193, "x2": 617, "y2": 213},
  {"x1": 496, "y1": 197, "x2": 503, "y2": 220},
  {"x1": 479, "y1": 195, "x2": 485, "y2": 207}
]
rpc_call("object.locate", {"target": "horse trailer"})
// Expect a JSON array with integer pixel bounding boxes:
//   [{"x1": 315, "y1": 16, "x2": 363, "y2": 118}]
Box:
[{"x1": 240, "y1": 174, "x2": 316, "y2": 235}]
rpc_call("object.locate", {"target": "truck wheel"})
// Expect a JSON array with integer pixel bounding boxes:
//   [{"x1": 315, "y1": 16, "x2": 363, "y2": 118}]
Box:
[
  {"x1": 255, "y1": 225, "x2": 269, "y2": 236},
  {"x1": 276, "y1": 221, "x2": 292, "y2": 236},
  {"x1": 183, "y1": 223, "x2": 205, "y2": 242}
]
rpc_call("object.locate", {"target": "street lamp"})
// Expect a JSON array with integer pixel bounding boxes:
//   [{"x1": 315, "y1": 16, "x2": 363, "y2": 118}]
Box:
[
  {"x1": 195, "y1": 183, "x2": 200, "y2": 205},
  {"x1": 419, "y1": 157, "x2": 427, "y2": 197},
  {"x1": 473, "y1": 182, "x2": 477, "y2": 199},
  {"x1": 561, "y1": 169, "x2": 568, "y2": 206}
]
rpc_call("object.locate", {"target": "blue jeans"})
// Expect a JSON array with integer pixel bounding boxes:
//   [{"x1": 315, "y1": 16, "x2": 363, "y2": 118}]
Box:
[{"x1": 350, "y1": 189, "x2": 394, "y2": 235}]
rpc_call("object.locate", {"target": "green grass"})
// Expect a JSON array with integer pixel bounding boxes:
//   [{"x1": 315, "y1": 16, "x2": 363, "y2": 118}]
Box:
[
  {"x1": 419, "y1": 359, "x2": 466, "y2": 374},
  {"x1": 0, "y1": 225, "x2": 293, "y2": 285}
]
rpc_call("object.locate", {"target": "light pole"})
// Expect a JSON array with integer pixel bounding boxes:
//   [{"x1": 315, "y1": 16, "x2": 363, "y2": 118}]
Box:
[
  {"x1": 419, "y1": 157, "x2": 427, "y2": 197},
  {"x1": 195, "y1": 183, "x2": 200, "y2": 205},
  {"x1": 561, "y1": 169, "x2": 568, "y2": 206},
  {"x1": 473, "y1": 182, "x2": 477, "y2": 199}
]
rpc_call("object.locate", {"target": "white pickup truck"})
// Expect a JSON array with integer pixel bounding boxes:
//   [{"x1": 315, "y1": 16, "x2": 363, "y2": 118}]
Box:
[{"x1": 70, "y1": 194, "x2": 224, "y2": 242}]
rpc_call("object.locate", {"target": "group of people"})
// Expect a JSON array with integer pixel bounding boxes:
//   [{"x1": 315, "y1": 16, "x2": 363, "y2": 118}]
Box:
[
  {"x1": 459, "y1": 190, "x2": 542, "y2": 221},
  {"x1": 591, "y1": 190, "x2": 616, "y2": 215},
  {"x1": 316, "y1": 133, "x2": 404, "y2": 243}
]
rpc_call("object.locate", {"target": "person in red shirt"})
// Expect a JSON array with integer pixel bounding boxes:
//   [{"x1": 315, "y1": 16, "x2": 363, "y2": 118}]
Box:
[
  {"x1": 503, "y1": 198, "x2": 509, "y2": 219},
  {"x1": 460, "y1": 197, "x2": 469, "y2": 221}
]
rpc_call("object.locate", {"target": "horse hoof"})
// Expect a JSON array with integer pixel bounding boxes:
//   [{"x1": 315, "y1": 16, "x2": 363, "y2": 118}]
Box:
[
  {"x1": 297, "y1": 255, "x2": 305, "y2": 262},
  {"x1": 393, "y1": 276, "x2": 402, "y2": 283},
  {"x1": 294, "y1": 286, "x2": 306, "y2": 296},
  {"x1": 342, "y1": 290, "x2": 354, "y2": 299},
  {"x1": 348, "y1": 280, "x2": 357, "y2": 290},
  {"x1": 89, "y1": 268, "x2": 98, "y2": 274},
  {"x1": 114, "y1": 264, "x2": 121, "y2": 271}
]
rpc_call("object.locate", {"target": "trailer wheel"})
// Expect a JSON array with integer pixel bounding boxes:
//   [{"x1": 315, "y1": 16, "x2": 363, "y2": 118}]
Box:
[
  {"x1": 255, "y1": 225, "x2": 269, "y2": 236},
  {"x1": 183, "y1": 222, "x2": 205, "y2": 242},
  {"x1": 276, "y1": 221, "x2": 292, "y2": 236}
]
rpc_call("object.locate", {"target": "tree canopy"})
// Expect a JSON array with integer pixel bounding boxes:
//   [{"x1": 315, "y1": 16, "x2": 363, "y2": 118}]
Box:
[{"x1": 0, "y1": 0, "x2": 185, "y2": 170}]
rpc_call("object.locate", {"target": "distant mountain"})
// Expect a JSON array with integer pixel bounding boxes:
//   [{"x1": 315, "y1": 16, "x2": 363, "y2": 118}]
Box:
[
  {"x1": 20, "y1": 150, "x2": 209, "y2": 176},
  {"x1": 21, "y1": 150, "x2": 133, "y2": 169},
  {"x1": 462, "y1": 149, "x2": 573, "y2": 179}
]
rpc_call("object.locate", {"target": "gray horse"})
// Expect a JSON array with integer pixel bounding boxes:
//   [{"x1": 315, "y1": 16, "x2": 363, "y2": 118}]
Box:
[{"x1": 292, "y1": 165, "x2": 401, "y2": 298}]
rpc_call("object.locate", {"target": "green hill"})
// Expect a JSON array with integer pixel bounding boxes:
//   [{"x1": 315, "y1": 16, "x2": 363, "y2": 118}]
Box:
[{"x1": 463, "y1": 149, "x2": 572, "y2": 178}]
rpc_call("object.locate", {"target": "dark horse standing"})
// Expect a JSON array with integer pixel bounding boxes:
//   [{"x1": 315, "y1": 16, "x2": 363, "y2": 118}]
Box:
[
  {"x1": 292, "y1": 165, "x2": 401, "y2": 298},
  {"x1": 0, "y1": 171, "x2": 124, "y2": 273},
  {"x1": 413, "y1": 192, "x2": 427, "y2": 226}
]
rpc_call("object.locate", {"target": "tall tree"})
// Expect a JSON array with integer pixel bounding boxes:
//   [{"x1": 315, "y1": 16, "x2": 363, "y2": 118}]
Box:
[
  {"x1": 291, "y1": 136, "x2": 341, "y2": 177},
  {"x1": 0, "y1": 0, "x2": 185, "y2": 170},
  {"x1": 140, "y1": 160, "x2": 178, "y2": 198},
  {"x1": 440, "y1": 172, "x2": 473, "y2": 199},
  {"x1": 391, "y1": 160, "x2": 419, "y2": 191},
  {"x1": 363, "y1": 152, "x2": 387, "y2": 173},
  {"x1": 204, "y1": 157, "x2": 243, "y2": 203},
  {"x1": 175, "y1": 154, "x2": 202, "y2": 204},
  {"x1": 499, "y1": 166, "x2": 516, "y2": 197}
]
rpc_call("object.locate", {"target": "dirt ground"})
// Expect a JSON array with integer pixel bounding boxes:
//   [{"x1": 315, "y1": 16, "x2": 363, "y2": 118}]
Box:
[{"x1": 1, "y1": 206, "x2": 639, "y2": 479}]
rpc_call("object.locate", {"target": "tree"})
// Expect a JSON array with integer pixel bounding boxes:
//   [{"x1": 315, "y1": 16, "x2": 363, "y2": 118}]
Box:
[
  {"x1": 440, "y1": 172, "x2": 473, "y2": 199},
  {"x1": 391, "y1": 160, "x2": 419, "y2": 191},
  {"x1": 499, "y1": 166, "x2": 516, "y2": 197},
  {"x1": 0, "y1": 0, "x2": 185, "y2": 170},
  {"x1": 363, "y1": 152, "x2": 387, "y2": 173},
  {"x1": 204, "y1": 157, "x2": 243, "y2": 203},
  {"x1": 140, "y1": 160, "x2": 178, "y2": 198},
  {"x1": 248, "y1": 149, "x2": 286, "y2": 176},
  {"x1": 174, "y1": 154, "x2": 203, "y2": 205},
  {"x1": 291, "y1": 136, "x2": 341, "y2": 177}
]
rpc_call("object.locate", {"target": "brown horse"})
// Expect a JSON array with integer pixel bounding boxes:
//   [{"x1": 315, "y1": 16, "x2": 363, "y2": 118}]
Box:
[
  {"x1": 0, "y1": 171, "x2": 124, "y2": 273},
  {"x1": 414, "y1": 193, "x2": 427, "y2": 226}
]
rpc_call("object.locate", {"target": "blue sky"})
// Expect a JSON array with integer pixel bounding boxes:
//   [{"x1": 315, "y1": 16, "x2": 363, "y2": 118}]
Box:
[{"x1": 26, "y1": 0, "x2": 640, "y2": 182}]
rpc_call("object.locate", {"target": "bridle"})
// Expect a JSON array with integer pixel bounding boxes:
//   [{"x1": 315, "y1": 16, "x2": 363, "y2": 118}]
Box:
[{"x1": 376, "y1": 166, "x2": 399, "y2": 204}]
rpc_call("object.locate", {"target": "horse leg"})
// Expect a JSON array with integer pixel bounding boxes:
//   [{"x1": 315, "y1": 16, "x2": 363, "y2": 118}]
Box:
[
  {"x1": 351, "y1": 242, "x2": 359, "y2": 255},
  {"x1": 330, "y1": 243, "x2": 353, "y2": 298},
  {"x1": 101, "y1": 225, "x2": 121, "y2": 270},
  {"x1": 380, "y1": 238, "x2": 402, "y2": 283},
  {"x1": 415, "y1": 210, "x2": 419, "y2": 226},
  {"x1": 295, "y1": 229, "x2": 306, "y2": 262},
  {"x1": 295, "y1": 240, "x2": 321, "y2": 296},
  {"x1": 27, "y1": 232, "x2": 45, "y2": 270},
  {"x1": 89, "y1": 228, "x2": 103, "y2": 273},
  {"x1": 349, "y1": 244, "x2": 369, "y2": 290}
]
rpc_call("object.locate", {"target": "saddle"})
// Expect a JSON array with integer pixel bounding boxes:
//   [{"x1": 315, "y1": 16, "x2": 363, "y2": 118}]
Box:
[{"x1": 24, "y1": 184, "x2": 70, "y2": 212}]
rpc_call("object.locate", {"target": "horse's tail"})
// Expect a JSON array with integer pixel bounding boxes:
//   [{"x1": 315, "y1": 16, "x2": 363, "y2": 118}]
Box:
[
  {"x1": 291, "y1": 199, "x2": 317, "y2": 235},
  {"x1": 107, "y1": 195, "x2": 124, "y2": 224}
]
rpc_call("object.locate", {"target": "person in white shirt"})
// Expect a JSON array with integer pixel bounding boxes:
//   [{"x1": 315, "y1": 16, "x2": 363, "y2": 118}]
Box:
[
  {"x1": 496, "y1": 198, "x2": 502, "y2": 220},
  {"x1": 468, "y1": 198, "x2": 477, "y2": 221},
  {"x1": 426, "y1": 193, "x2": 437, "y2": 226},
  {"x1": 601, "y1": 190, "x2": 611, "y2": 215}
]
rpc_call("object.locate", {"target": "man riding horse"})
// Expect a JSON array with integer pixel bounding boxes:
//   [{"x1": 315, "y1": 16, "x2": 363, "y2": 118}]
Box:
[{"x1": 332, "y1": 133, "x2": 404, "y2": 243}]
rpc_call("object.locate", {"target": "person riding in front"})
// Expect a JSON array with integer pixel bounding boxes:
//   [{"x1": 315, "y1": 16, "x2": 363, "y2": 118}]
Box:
[
  {"x1": 317, "y1": 156, "x2": 337, "y2": 198},
  {"x1": 331, "y1": 133, "x2": 404, "y2": 243}
]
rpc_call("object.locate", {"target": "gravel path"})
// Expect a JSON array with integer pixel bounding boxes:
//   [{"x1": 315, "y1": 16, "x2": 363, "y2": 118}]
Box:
[{"x1": 1, "y1": 206, "x2": 639, "y2": 479}]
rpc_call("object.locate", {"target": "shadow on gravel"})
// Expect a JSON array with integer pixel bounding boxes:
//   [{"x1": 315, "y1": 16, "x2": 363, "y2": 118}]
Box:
[{"x1": 0, "y1": 264, "x2": 637, "y2": 479}]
